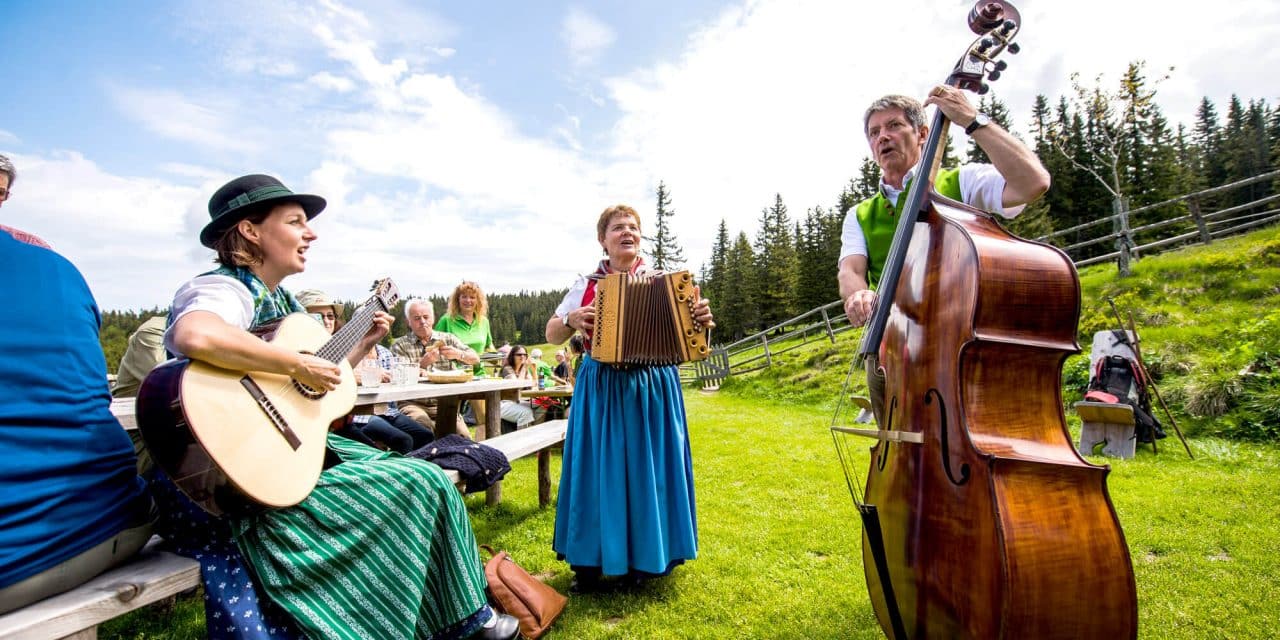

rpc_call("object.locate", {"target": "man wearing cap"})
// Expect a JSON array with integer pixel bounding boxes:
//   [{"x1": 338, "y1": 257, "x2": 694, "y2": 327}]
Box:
[
  {"x1": 296, "y1": 288, "x2": 433, "y2": 453},
  {"x1": 391, "y1": 298, "x2": 475, "y2": 439},
  {"x1": 150, "y1": 174, "x2": 518, "y2": 640},
  {"x1": 529, "y1": 348, "x2": 564, "y2": 386}
]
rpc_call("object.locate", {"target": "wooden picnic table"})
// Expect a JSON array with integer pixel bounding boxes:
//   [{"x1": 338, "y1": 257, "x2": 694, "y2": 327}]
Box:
[
  {"x1": 354, "y1": 377, "x2": 531, "y2": 441},
  {"x1": 110, "y1": 377, "x2": 531, "y2": 442}
]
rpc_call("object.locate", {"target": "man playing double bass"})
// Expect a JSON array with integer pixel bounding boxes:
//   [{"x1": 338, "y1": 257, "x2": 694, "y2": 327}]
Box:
[{"x1": 838, "y1": 88, "x2": 1051, "y2": 425}]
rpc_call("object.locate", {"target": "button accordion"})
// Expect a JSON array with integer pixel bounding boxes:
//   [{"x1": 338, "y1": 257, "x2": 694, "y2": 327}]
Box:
[{"x1": 591, "y1": 270, "x2": 711, "y2": 366}]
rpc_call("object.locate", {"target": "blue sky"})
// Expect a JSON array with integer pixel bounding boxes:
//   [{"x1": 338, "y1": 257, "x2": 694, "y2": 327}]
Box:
[{"x1": 3, "y1": 0, "x2": 1278, "y2": 311}]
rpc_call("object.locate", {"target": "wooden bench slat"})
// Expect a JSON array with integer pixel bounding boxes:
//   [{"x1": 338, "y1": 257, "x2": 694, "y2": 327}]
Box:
[
  {"x1": 1075, "y1": 401, "x2": 1135, "y2": 425},
  {"x1": 0, "y1": 538, "x2": 199, "y2": 640}
]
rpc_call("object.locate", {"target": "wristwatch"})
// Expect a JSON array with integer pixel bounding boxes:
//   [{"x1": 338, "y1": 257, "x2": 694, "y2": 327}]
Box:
[{"x1": 964, "y1": 112, "x2": 991, "y2": 135}]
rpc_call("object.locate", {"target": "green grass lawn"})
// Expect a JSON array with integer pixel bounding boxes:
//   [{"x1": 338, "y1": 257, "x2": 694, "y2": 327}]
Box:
[
  {"x1": 104, "y1": 392, "x2": 1280, "y2": 639},
  {"x1": 102, "y1": 226, "x2": 1280, "y2": 638}
]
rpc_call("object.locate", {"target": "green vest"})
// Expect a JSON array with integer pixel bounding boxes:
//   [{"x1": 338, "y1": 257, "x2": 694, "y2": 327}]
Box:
[{"x1": 854, "y1": 168, "x2": 962, "y2": 288}]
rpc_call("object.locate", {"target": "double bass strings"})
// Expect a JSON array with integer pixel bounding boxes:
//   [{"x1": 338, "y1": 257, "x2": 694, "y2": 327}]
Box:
[{"x1": 830, "y1": 330, "x2": 870, "y2": 508}]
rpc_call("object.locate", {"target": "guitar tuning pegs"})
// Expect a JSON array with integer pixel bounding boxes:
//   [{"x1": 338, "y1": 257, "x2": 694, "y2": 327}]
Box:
[
  {"x1": 1008, "y1": 43, "x2": 1020, "y2": 54},
  {"x1": 979, "y1": 37, "x2": 993, "y2": 52},
  {"x1": 994, "y1": 60, "x2": 1008, "y2": 72},
  {"x1": 978, "y1": 83, "x2": 990, "y2": 95},
  {"x1": 988, "y1": 70, "x2": 1001, "y2": 81}
]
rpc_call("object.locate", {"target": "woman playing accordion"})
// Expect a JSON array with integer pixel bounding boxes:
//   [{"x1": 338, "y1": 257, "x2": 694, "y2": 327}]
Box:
[{"x1": 545, "y1": 204, "x2": 715, "y2": 592}]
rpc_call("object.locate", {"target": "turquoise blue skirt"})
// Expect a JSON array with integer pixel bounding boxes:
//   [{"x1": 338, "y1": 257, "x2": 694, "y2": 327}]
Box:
[{"x1": 553, "y1": 355, "x2": 698, "y2": 576}]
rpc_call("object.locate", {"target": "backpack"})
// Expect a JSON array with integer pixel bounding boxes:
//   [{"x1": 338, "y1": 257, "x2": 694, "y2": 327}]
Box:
[{"x1": 1087, "y1": 354, "x2": 1166, "y2": 444}]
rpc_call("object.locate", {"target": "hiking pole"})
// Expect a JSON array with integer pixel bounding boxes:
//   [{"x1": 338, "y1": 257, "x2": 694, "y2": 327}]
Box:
[
  {"x1": 1125, "y1": 310, "x2": 1194, "y2": 459},
  {"x1": 1104, "y1": 299, "x2": 1157, "y2": 454},
  {"x1": 1106, "y1": 299, "x2": 1195, "y2": 459}
]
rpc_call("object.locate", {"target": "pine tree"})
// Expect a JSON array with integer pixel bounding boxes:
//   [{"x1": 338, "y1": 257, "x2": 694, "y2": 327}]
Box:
[
  {"x1": 1029, "y1": 94, "x2": 1076, "y2": 244},
  {"x1": 646, "y1": 181, "x2": 686, "y2": 270},
  {"x1": 718, "y1": 232, "x2": 759, "y2": 340},
  {"x1": 752, "y1": 194, "x2": 799, "y2": 330},
  {"x1": 966, "y1": 95, "x2": 1014, "y2": 164},
  {"x1": 795, "y1": 206, "x2": 838, "y2": 311},
  {"x1": 1193, "y1": 97, "x2": 1227, "y2": 209},
  {"x1": 701, "y1": 219, "x2": 731, "y2": 311}
]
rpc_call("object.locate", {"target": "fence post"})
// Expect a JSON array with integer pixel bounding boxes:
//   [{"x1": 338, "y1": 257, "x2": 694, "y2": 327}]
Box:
[
  {"x1": 1187, "y1": 196, "x2": 1212, "y2": 246},
  {"x1": 1113, "y1": 195, "x2": 1132, "y2": 277},
  {"x1": 821, "y1": 307, "x2": 835, "y2": 343},
  {"x1": 762, "y1": 334, "x2": 772, "y2": 367}
]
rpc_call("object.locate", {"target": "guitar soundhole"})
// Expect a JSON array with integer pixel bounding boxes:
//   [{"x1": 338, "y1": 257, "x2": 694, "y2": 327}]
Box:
[{"x1": 293, "y1": 379, "x2": 326, "y2": 400}]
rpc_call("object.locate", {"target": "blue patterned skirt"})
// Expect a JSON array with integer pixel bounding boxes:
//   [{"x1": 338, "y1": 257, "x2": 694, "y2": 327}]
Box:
[{"x1": 552, "y1": 355, "x2": 698, "y2": 576}]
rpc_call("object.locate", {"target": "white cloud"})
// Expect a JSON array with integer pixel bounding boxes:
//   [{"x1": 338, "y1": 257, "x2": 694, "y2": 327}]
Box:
[
  {"x1": 599, "y1": 0, "x2": 1280, "y2": 274},
  {"x1": 158, "y1": 162, "x2": 224, "y2": 180},
  {"x1": 308, "y1": 71, "x2": 357, "y2": 93},
  {"x1": 16, "y1": 0, "x2": 1280, "y2": 314},
  {"x1": 3, "y1": 151, "x2": 212, "y2": 309},
  {"x1": 562, "y1": 7, "x2": 616, "y2": 67},
  {"x1": 109, "y1": 86, "x2": 259, "y2": 153},
  {"x1": 0, "y1": 130, "x2": 18, "y2": 144}
]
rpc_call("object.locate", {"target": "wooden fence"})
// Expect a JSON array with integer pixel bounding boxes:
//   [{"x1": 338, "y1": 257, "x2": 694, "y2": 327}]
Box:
[
  {"x1": 682, "y1": 168, "x2": 1280, "y2": 386},
  {"x1": 1034, "y1": 168, "x2": 1280, "y2": 271}
]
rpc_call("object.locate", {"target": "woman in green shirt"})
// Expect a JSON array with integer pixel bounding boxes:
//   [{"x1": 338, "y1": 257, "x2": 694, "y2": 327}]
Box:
[{"x1": 436, "y1": 280, "x2": 496, "y2": 423}]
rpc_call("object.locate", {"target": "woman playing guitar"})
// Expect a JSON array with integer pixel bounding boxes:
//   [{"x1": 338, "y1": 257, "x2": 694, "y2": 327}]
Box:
[{"x1": 144, "y1": 174, "x2": 518, "y2": 640}]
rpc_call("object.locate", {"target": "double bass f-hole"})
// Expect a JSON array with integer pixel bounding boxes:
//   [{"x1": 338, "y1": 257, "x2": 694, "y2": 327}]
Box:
[{"x1": 927, "y1": 389, "x2": 969, "y2": 486}]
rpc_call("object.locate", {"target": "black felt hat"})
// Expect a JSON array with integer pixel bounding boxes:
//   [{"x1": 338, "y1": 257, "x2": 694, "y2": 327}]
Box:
[{"x1": 201, "y1": 174, "x2": 326, "y2": 248}]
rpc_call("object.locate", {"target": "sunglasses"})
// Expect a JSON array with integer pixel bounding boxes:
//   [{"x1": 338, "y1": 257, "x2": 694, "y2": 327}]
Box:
[{"x1": 514, "y1": 352, "x2": 527, "y2": 357}]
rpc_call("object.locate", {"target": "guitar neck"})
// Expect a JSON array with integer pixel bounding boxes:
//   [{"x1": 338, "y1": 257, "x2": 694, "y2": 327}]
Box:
[{"x1": 315, "y1": 299, "x2": 387, "y2": 363}]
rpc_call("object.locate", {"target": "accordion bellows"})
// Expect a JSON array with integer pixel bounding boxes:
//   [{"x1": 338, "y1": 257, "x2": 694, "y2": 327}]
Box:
[{"x1": 591, "y1": 270, "x2": 711, "y2": 365}]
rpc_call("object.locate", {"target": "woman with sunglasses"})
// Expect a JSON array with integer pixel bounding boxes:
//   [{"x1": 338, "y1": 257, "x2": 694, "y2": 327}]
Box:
[{"x1": 496, "y1": 345, "x2": 537, "y2": 432}]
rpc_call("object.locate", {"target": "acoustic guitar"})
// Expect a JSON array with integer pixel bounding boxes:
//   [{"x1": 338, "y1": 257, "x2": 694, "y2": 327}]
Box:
[{"x1": 137, "y1": 279, "x2": 400, "y2": 516}]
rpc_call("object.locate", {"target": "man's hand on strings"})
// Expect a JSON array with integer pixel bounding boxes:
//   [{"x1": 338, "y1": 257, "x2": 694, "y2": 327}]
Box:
[
  {"x1": 844, "y1": 289, "x2": 878, "y2": 327},
  {"x1": 923, "y1": 84, "x2": 977, "y2": 128}
]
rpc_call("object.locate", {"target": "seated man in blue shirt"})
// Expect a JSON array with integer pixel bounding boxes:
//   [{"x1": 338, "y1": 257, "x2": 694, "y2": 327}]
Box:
[{"x1": 0, "y1": 230, "x2": 153, "y2": 614}]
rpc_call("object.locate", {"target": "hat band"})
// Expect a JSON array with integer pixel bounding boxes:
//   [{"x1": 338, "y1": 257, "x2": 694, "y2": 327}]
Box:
[{"x1": 213, "y1": 184, "x2": 296, "y2": 219}]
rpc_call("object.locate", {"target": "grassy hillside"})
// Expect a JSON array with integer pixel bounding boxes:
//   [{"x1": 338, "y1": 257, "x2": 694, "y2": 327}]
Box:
[{"x1": 717, "y1": 224, "x2": 1280, "y2": 442}]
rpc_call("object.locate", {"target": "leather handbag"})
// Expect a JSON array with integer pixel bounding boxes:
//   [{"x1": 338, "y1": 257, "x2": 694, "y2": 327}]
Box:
[{"x1": 480, "y1": 545, "x2": 568, "y2": 639}]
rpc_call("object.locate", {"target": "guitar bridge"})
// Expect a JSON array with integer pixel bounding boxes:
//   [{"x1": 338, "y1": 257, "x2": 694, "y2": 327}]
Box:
[{"x1": 239, "y1": 375, "x2": 303, "y2": 450}]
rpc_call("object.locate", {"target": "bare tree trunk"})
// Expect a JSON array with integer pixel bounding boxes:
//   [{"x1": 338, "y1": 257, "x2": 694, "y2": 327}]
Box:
[{"x1": 1113, "y1": 195, "x2": 1132, "y2": 276}]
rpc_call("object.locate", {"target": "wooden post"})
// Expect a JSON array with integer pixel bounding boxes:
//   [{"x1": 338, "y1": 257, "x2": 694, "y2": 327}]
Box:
[
  {"x1": 1187, "y1": 197, "x2": 1212, "y2": 245},
  {"x1": 821, "y1": 307, "x2": 836, "y2": 343},
  {"x1": 762, "y1": 334, "x2": 772, "y2": 367},
  {"x1": 1113, "y1": 195, "x2": 1132, "y2": 277},
  {"x1": 538, "y1": 450, "x2": 551, "y2": 508}
]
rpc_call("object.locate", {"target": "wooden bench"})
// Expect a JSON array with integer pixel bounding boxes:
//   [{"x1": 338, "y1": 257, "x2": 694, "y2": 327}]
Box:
[
  {"x1": 439, "y1": 419, "x2": 567, "y2": 507},
  {"x1": 1075, "y1": 401, "x2": 1137, "y2": 459},
  {"x1": 0, "y1": 537, "x2": 199, "y2": 640},
  {"x1": 0, "y1": 421, "x2": 567, "y2": 640}
]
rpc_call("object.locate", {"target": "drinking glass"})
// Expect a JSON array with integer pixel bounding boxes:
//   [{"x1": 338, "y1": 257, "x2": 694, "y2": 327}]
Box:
[{"x1": 358, "y1": 362, "x2": 381, "y2": 388}]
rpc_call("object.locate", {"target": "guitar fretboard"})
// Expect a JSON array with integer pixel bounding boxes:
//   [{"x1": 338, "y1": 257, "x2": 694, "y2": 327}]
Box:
[{"x1": 315, "y1": 299, "x2": 386, "y2": 363}]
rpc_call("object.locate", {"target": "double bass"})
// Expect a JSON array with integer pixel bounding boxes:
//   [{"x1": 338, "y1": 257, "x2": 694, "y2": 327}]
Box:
[{"x1": 834, "y1": 2, "x2": 1139, "y2": 637}]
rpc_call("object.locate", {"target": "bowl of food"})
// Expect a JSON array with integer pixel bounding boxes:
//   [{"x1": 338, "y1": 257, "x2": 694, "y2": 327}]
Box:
[{"x1": 424, "y1": 368, "x2": 473, "y2": 384}]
